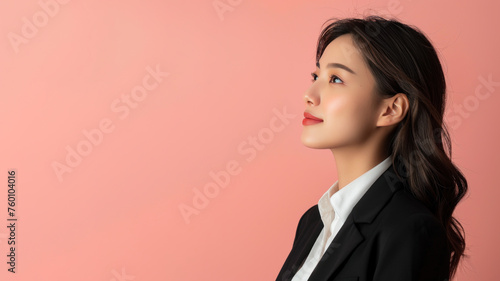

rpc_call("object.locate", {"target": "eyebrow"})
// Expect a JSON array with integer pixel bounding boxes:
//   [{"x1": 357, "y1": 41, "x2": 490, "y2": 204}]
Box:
[{"x1": 316, "y1": 62, "x2": 356, "y2": 75}]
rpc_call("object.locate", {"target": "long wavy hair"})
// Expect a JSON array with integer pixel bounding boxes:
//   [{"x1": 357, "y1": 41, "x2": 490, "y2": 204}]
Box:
[{"x1": 315, "y1": 16, "x2": 468, "y2": 278}]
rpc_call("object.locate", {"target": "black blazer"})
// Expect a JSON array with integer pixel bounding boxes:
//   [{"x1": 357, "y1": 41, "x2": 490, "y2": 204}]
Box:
[{"x1": 276, "y1": 164, "x2": 450, "y2": 281}]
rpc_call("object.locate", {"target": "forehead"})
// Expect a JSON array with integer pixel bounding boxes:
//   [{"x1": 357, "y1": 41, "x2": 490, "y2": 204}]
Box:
[{"x1": 318, "y1": 34, "x2": 364, "y2": 69}]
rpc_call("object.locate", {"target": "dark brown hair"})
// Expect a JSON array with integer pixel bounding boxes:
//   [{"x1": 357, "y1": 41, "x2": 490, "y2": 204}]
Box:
[{"x1": 315, "y1": 16, "x2": 468, "y2": 278}]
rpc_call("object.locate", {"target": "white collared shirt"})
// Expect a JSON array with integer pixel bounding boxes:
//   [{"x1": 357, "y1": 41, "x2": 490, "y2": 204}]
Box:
[{"x1": 291, "y1": 156, "x2": 393, "y2": 281}]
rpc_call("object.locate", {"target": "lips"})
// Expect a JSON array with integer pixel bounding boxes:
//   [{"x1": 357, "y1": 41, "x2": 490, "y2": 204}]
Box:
[
  {"x1": 302, "y1": 112, "x2": 323, "y2": 126},
  {"x1": 303, "y1": 112, "x2": 323, "y2": 121}
]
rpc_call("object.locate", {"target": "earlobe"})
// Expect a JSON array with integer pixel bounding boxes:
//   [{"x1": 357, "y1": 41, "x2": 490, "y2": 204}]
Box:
[{"x1": 376, "y1": 93, "x2": 409, "y2": 127}]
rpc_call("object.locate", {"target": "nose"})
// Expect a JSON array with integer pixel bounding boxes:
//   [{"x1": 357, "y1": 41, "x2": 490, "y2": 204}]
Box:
[{"x1": 304, "y1": 85, "x2": 319, "y2": 106}]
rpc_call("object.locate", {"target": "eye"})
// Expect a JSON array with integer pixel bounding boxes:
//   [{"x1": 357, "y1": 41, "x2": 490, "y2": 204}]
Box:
[
  {"x1": 310, "y1": 72, "x2": 318, "y2": 82},
  {"x1": 310, "y1": 73, "x2": 344, "y2": 84},
  {"x1": 330, "y1": 75, "x2": 343, "y2": 84}
]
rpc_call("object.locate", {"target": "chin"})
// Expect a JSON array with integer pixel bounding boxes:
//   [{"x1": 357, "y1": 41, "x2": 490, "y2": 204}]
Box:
[{"x1": 301, "y1": 134, "x2": 329, "y2": 149}]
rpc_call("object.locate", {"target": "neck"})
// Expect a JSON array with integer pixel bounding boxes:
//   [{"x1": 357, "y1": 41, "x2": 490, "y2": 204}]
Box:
[{"x1": 331, "y1": 145, "x2": 389, "y2": 191}]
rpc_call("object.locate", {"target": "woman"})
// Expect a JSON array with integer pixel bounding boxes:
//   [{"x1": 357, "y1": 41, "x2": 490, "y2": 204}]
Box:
[{"x1": 276, "y1": 16, "x2": 468, "y2": 281}]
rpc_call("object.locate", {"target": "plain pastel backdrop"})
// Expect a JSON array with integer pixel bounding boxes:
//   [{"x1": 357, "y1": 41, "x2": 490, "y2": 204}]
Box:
[{"x1": 0, "y1": 0, "x2": 499, "y2": 280}]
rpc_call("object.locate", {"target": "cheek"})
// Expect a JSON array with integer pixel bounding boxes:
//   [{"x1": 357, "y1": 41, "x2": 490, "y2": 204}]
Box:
[
  {"x1": 323, "y1": 94, "x2": 378, "y2": 140},
  {"x1": 324, "y1": 95, "x2": 372, "y2": 124}
]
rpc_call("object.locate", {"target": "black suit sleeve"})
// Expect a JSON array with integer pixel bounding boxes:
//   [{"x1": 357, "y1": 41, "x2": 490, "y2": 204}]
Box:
[{"x1": 373, "y1": 213, "x2": 450, "y2": 281}]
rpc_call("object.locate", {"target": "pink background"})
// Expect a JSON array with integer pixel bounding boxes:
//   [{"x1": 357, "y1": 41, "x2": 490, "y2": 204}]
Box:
[{"x1": 1, "y1": 0, "x2": 499, "y2": 280}]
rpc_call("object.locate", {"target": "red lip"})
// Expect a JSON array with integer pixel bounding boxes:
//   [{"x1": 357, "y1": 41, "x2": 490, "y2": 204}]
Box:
[
  {"x1": 302, "y1": 112, "x2": 323, "y2": 126},
  {"x1": 303, "y1": 112, "x2": 323, "y2": 121}
]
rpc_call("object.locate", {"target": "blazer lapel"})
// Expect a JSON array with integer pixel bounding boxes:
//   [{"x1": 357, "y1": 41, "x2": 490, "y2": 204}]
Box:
[
  {"x1": 307, "y1": 165, "x2": 405, "y2": 280},
  {"x1": 306, "y1": 215, "x2": 363, "y2": 280}
]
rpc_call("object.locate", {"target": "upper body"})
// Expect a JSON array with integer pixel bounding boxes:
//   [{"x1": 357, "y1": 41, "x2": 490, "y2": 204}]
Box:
[
  {"x1": 290, "y1": 155, "x2": 393, "y2": 280},
  {"x1": 276, "y1": 163, "x2": 450, "y2": 281},
  {"x1": 283, "y1": 16, "x2": 466, "y2": 281}
]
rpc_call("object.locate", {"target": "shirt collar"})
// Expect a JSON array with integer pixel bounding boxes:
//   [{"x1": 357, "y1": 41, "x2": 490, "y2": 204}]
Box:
[{"x1": 317, "y1": 156, "x2": 393, "y2": 226}]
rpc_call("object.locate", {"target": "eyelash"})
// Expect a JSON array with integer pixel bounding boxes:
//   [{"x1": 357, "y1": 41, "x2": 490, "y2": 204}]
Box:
[{"x1": 310, "y1": 73, "x2": 343, "y2": 84}]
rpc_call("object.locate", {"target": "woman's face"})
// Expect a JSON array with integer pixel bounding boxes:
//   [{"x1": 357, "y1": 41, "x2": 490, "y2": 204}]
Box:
[{"x1": 301, "y1": 34, "x2": 383, "y2": 150}]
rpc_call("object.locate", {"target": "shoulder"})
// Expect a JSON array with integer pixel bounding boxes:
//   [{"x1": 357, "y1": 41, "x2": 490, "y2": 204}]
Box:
[
  {"x1": 376, "y1": 187, "x2": 448, "y2": 246},
  {"x1": 366, "y1": 188, "x2": 451, "y2": 279},
  {"x1": 295, "y1": 204, "x2": 320, "y2": 231},
  {"x1": 366, "y1": 189, "x2": 451, "y2": 279},
  {"x1": 291, "y1": 205, "x2": 321, "y2": 242},
  {"x1": 301, "y1": 204, "x2": 320, "y2": 220}
]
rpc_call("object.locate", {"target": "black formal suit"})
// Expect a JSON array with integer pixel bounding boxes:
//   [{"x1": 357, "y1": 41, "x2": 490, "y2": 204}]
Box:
[{"x1": 276, "y1": 164, "x2": 450, "y2": 281}]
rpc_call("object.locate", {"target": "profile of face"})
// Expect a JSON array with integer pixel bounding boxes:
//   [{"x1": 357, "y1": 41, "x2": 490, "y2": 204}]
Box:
[{"x1": 301, "y1": 34, "x2": 385, "y2": 150}]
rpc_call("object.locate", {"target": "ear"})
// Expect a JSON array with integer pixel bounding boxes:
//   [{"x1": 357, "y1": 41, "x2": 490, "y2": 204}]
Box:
[{"x1": 376, "y1": 93, "x2": 409, "y2": 127}]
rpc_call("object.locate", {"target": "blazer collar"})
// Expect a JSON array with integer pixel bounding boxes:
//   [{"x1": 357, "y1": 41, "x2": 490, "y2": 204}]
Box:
[
  {"x1": 307, "y1": 164, "x2": 406, "y2": 280},
  {"x1": 352, "y1": 164, "x2": 406, "y2": 223}
]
